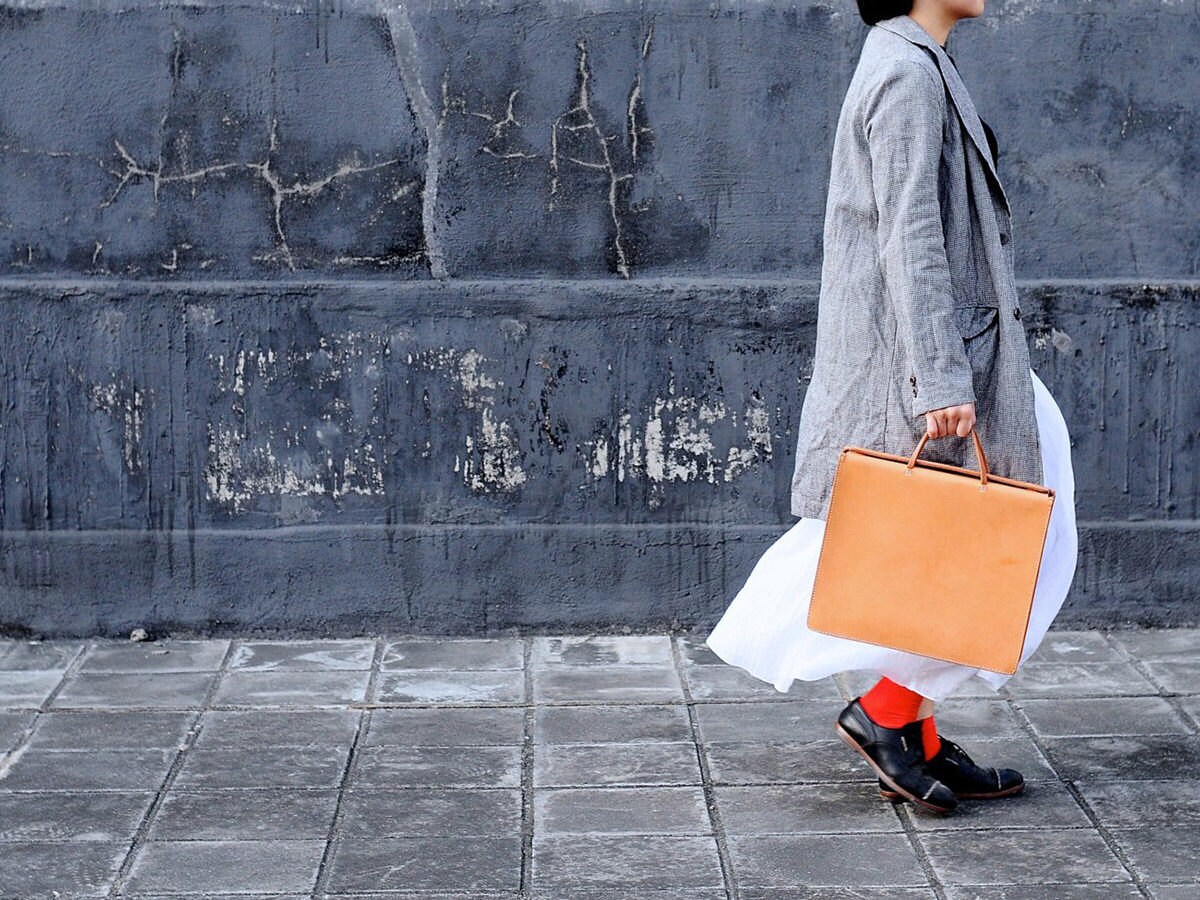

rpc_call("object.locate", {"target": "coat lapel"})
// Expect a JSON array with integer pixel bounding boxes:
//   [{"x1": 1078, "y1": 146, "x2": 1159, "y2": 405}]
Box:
[{"x1": 874, "y1": 14, "x2": 1010, "y2": 213}]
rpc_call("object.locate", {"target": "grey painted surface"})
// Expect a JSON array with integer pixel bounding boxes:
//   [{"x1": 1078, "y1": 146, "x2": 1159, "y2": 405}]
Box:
[{"x1": 0, "y1": 1, "x2": 1196, "y2": 634}]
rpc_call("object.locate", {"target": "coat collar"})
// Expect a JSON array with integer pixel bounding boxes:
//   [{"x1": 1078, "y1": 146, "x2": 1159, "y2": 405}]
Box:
[{"x1": 874, "y1": 14, "x2": 1009, "y2": 213}]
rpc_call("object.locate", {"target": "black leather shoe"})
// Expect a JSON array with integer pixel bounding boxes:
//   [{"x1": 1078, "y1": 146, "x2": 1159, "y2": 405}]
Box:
[
  {"x1": 878, "y1": 735, "x2": 1024, "y2": 801},
  {"x1": 836, "y1": 698, "x2": 957, "y2": 814}
]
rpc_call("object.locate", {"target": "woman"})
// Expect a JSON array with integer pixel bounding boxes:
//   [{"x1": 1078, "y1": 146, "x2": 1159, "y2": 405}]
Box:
[{"x1": 705, "y1": 0, "x2": 1079, "y2": 814}]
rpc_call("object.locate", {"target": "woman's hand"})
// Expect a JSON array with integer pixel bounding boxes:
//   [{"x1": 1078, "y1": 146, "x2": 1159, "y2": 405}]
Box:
[{"x1": 925, "y1": 401, "x2": 976, "y2": 439}]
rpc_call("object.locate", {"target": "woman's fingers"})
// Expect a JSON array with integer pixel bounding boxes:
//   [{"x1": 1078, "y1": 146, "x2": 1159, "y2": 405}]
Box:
[{"x1": 924, "y1": 403, "x2": 977, "y2": 439}]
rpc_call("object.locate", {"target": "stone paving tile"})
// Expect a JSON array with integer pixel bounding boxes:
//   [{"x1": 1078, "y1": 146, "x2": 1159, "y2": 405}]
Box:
[
  {"x1": 79, "y1": 639, "x2": 229, "y2": 673},
  {"x1": 931, "y1": 699, "x2": 1030, "y2": 740},
  {"x1": 532, "y1": 664, "x2": 683, "y2": 703},
  {"x1": 534, "y1": 741, "x2": 701, "y2": 787},
  {"x1": 52, "y1": 671, "x2": 216, "y2": 709},
  {"x1": 0, "y1": 670, "x2": 66, "y2": 707},
  {"x1": 1040, "y1": 735, "x2": 1200, "y2": 782},
  {"x1": 124, "y1": 839, "x2": 325, "y2": 894},
  {"x1": 902, "y1": 780, "x2": 1090, "y2": 831},
  {"x1": 0, "y1": 639, "x2": 83, "y2": 670},
  {"x1": 532, "y1": 635, "x2": 674, "y2": 667},
  {"x1": 705, "y1": 740, "x2": 874, "y2": 785},
  {"x1": 535, "y1": 785, "x2": 711, "y2": 834},
  {"x1": 350, "y1": 744, "x2": 521, "y2": 788},
  {"x1": 325, "y1": 836, "x2": 522, "y2": 892},
  {"x1": 0, "y1": 790, "x2": 154, "y2": 841},
  {"x1": 1108, "y1": 826, "x2": 1200, "y2": 883},
  {"x1": 364, "y1": 706, "x2": 524, "y2": 746},
  {"x1": 694, "y1": 698, "x2": 842, "y2": 743},
  {"x1": 716, "y1": 782, "x2": 902, "y2": 834},
  {"x1": 532, "y1": 834, "x2": 724, "y2": 891},
  {"x1": 1142, "y1": 659, "x2": 1200, "y2": 694},
  {"x1": 213, "y1": 670, "x2": 370, "y2": 707},
  {"x1": 1178, "y1": 695, "x2": 1200, "y2": 730},
  {"x1": 942, "y1": 887, "x2": 1142, "y2": 900},
  {"x1": 27, "y1": 710, "x2": 194, "y2": 750},
  {"x1": 0, "y1": 841, "x2": 126, "y2": 897},
  {"x1": 338, "y1": 786, "x2": 521, "y2": 838},
  {"x1": 683, "y1": 665, "x2": 843, "y2": 701},
  {"x1": 1026, "y1": 631, "x2": 1127, "y2": 665},
  {"x1": 742, "y1": 890, "x2": 935, "y2": 900},
  {"x1": 381, "y1": 637, "x2": 523, "y2": 670},
  {"x1": 1003, "y1": 661, "x2": 1160, "y2": 698},
  {"x1": 3, "y1": 630, "x2": 1200, "y2": 894},
  {"x1": 534, "y1": 702, "x2": 692, "y2": 744},
  {"x1": 1077, "y1": 779, "x2": 1200, "y2": 828},
  {"x1": 173, "y1": 746, "x2": 350, "y2": 789},
  {"x1": 194, "y1": 709, "x2": 360, "y2": 749},
  {"x1": 917, "y1": 828, "x2": 1132, "y2": 886},
  {"x1": 728, "y1": 833, "x2": 926, "y2": 888},
  {"x1": 676, "y1": 634, "x2": 724, "y2": 666},
  {"x1": 1147, "y1": 886, "x2": 1200, "y2": 900},
  {"x1": 373, "y1": 669, "x2": 524, "y2": 704},
  {"x1": 1109, "y1": 628, "x2": 1200, "y2": 661},
  {"x1": 0, "y1": 747, "x2": 176, "y2": 791},
  {"x1": 148, "y1": 788, "x2": 340, "y2": 840},
  {"x1": 1016, "y1": 696, "x2": 1192, "y2": 737},
  {"x1": 0, "y1": 710, "x2": 34, "y2": 749},
  {"x1": 229, "y1": 639, "x2": 375, "y2": 671}
]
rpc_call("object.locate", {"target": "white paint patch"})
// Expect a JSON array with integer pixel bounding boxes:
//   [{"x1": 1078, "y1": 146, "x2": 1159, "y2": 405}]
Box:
[
  {"x1": 408, "y1": 346, "x2": 528, "y2": 491},
  {"x1": 203, "y1": 421, "x2": 385, "y2": 511},
  {"x1": 609, "y1": 390, "x2": 774, "y2": 487},
  {"x1": 88, "y1": 379, "x2": 145, "y2": 474}
]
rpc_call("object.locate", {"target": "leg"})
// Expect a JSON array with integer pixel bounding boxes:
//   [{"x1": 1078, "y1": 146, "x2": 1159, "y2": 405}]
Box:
[{"x1": 836, "y1": 677, "x2": 957, "y2": 814}]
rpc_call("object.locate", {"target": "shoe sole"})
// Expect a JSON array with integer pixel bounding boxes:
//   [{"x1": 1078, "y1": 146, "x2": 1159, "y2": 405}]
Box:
[
  {"x1": 880, "y1": 781, "x2": 1025, "y2": 802},
  {"x1": 834, "y1": 722, "x2": 955, "y2": 814}
]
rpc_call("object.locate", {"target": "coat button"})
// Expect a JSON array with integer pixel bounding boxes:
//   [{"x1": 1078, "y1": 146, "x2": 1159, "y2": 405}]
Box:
[
  {"x1": 1013, "y1": 307, "x2": 1022, "y2": 320},
  {"x1": 1000, "y1": 232, "x2": 1010, "y2": 245}
]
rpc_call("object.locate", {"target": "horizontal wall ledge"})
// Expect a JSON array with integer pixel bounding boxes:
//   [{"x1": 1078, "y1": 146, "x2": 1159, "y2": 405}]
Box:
[{"x1": 1, "y1": 519, "x2": 1195, "y2": 638}]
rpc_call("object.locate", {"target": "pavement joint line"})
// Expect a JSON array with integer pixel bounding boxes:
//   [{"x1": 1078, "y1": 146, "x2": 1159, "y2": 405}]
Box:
[
  {"x1": 310, "y1": 635, "x2": 386, "y2": 899},
  {"x1": 670, "y1": 634, "x2": 739, "y2": 900},
  {"x1": 1101, "y1": 629, "x2": 1199, "y2": 734},
  {"x1": 1002, "y1": 690, "x2": 1155, "y2": 899},
  {"x1": 893, "y1": 802, "x2": 949, "y2": 900},
  {"x1": 105, "y1": 636, "x2": 241, "y2": 899},
  {"x1": 519, "y1": 635, "x2": 535, "y2": 898},
  {"x1": 0, "y1": 638, "x2": 91, "y2": 782},
  {"x1": 833, "y1": 671, "x2": 856, "y2": 702}
]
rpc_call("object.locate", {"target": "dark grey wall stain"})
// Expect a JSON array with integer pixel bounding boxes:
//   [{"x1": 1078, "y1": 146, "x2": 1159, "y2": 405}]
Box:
[{"x1": 0, "y1": 1, "x2": 1196, "y2": 635}]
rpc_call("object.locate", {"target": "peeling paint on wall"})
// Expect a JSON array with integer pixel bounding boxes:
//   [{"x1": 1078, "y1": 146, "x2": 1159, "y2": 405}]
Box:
[{"x1": 87, "y1": 379, "x2": 146, "y2": 476}]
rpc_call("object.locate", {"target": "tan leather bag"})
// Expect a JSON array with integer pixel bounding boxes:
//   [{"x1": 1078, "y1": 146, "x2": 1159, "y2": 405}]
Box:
[{"x1": 807, "y1": 430, "x2": 1055, "y2": 675}]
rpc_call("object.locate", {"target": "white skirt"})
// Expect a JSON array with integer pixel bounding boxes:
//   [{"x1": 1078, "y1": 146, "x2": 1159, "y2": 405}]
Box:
[{"x1": 705, "y1": 367, "x2": 1078, "y2": 702}]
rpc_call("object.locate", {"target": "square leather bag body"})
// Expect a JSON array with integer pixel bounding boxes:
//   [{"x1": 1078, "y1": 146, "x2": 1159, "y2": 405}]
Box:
[{"x1": 806, "y1": 429, "x2": 1054, "y2": 675}]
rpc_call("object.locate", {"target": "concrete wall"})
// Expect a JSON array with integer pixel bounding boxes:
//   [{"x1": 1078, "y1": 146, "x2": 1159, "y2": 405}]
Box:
[{"x1": 0, "y1": 0, "x2": 1196, "y2": 636}]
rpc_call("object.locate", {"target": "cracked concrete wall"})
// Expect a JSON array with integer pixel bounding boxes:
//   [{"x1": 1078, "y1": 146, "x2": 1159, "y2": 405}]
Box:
[{"x1": 0, "y1": 1, "x2": 1197, "y2": 635}]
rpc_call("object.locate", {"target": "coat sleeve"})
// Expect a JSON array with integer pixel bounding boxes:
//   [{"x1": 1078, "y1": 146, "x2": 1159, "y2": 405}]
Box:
[{"x1": 863, "y1": 59, "x2": 976, "y2": 419}]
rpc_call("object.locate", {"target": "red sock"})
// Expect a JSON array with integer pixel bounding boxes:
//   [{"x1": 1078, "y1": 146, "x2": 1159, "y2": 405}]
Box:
[
  {"x1": 859, "y1": 677, "x2": 925, "y2": 728},
  {"x1": 920, "y1": 714, "x2": 942, "y2": 760}
]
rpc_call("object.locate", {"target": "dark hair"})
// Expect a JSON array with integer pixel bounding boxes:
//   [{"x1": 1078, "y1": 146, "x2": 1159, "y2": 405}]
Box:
[{"x1": 856, "y1": 1, "x2": 914, "y2": 26}]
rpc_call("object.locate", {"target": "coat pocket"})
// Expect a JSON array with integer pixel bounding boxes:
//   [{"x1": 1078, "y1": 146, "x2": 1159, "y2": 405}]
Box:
[{"x1": 952, "y1": 305, "x2": 1000, "y2": 341}]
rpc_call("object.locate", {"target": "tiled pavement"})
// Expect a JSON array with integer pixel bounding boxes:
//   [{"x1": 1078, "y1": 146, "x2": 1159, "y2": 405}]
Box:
[{"x1": 0, "y1": 629, "x2": 1197, "y2": 899}]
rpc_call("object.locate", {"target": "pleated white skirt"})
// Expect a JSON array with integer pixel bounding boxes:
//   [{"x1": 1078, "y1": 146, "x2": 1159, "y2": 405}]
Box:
[{"x1": 705, "y1": 367, "x2": 1078, "y2": 702}]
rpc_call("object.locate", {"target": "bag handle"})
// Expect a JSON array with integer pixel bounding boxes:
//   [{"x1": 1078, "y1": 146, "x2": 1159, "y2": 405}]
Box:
[{"x1": 906, "y1": 428, "x2": 990, "y2": 486}]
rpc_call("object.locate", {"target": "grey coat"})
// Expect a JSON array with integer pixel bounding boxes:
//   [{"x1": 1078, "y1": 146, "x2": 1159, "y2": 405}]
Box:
[{"x1": 789, "y1": 13, "x2": 1043, "y2": 521}]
